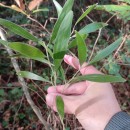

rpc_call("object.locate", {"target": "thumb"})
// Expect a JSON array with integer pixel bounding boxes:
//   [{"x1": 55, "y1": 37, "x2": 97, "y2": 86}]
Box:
[{"x1": 64, "y1": 55, "x2": 101, "y2": 75}]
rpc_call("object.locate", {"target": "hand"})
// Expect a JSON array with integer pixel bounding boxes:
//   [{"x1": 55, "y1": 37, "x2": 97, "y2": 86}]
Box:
[{"x1": 46, "y1": 55, "x2": 121, "y2": 130}]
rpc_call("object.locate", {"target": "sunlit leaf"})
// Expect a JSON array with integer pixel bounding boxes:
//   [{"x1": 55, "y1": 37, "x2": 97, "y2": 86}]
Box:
[
  {"x1": 32, "y1": 8, "x2": 49, "y2": 13},
  {"x1": 79, "y1": 22, "x2": 107, "y2": 35},
  {"x1": 53, "y1": 0, "x2": 62, "y2": 17},
  {"x1": 18, "y1": 71, "x2": 51, "y2": 83},
  {"x1": 56, "y1": 96, "x2": 64, "y2": 120},
  {"x1": 0, "y1": 18, "x2": 38, "y2": 42},
  {"x1": 50, "y1": 0, "x2": 74, "y2": 42},
  {"x1": 76, "y1": 4, "x2": 97, "y2": 25},
  {"x1": 53, "y1": 11, "x2": 73, "y2": 70},
  {"x1": 76, "y1": 31, "x2": 87, "y2": 65},
  {"x1": 90, "y1": 37, "x2": 122, "y2": 64},
  {"x1": 9, "y1": 42, "x2": 45, "y2": 61},
  {"x1": 70, "y1": 74, "x2": 126, "y2": 84}
]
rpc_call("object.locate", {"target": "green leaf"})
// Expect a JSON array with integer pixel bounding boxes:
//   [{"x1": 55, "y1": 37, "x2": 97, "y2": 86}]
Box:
[
  {"x1": 79, "y1": 22, "x2": 107, "y2": 35},
  {"x1": 90, "y1": 37, "x2": 122, "y2": 64},
  {"x1": 53, "y1": 0, "x2": 63, "y2": 17},
  {"x1": 76, "y1": 31, "x2": 87, "y2": 65},
  {"x1": 50, "y1": 0, "x2": 74, "y2": 42},
  {"x1": 9, "y1": 42, "x2": 45, "y2": 61},
  {"x1": 56, "y1": 96, "x2": 64, "y2": 120},
  {"x1": 0, "y1": 18, "x2": 38, "y2": 42},
  {"x1": 18, "y1": 71, "x2": 51, "y2": 83},
  {"x1": 70, "y1": 74, "x2": 126, "y2": 83},
  {"x1": 0, "y1": 39, "x2": 9, "y2": 46},
  {"x1": 0, "y1": 89, "x2": 5, "y2": 96},
  {"x1": 76, "y1": 4, "x2": 97, "y2": 25},
  {"x1": 53, "y1": 11, "x2": 73, "y2": 70},
  {"x1": 119, "y1": 0, "x2": 130, "y2": 4},
  {"x1": 32, "y1": 8, "x2": 49, "y2": 13},
  {"x1": 68, "y1": 34, "x2": 87, "y2": 49}
]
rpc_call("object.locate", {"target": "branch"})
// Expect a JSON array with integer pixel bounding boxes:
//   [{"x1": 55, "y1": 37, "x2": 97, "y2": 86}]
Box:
[{"x1": 0, "y1": 28, "x2": 51, "y2": 130}]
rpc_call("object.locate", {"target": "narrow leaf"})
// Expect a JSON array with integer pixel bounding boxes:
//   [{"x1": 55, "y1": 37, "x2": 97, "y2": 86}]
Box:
[
  {"x1": 79, "y1": 22, "x2": 107, "y2": 35},
  {"x1": 76, "y1": 4, "x2": 97, "y2": 25},
  {"x1": 76, "y1": 31, "x2": 87, "y2": 65},
  {"x1": 53, "y1": 11, "x2": 73, "y2": 70},
  {"x1": 56, "y1": 96, "x2": 64, "y2": 120},
  {"x1": 50, "y1": 0, "x2": 74, "y2": 42},
  {"x1": 70, "y1": 74, "x2": 126, "y2": 84},
  {"x1": 18, "y1": 71, "x2": 51, "y2": 83},
  {"x1": 9, "y1": 42, "x2": 45, "y2": 61},
  {"x1": 53, "y1": 0, "x2": 63, "y2": 17},
  {"x1": 90, "y1": 37, "x2": 122, "y2": 64},
  {"x1": 32, "y1": 8, "x2": 49, "y2": 13},
  {"x1": 0, "y1": 18, "x2": 38, "y2": 42}
]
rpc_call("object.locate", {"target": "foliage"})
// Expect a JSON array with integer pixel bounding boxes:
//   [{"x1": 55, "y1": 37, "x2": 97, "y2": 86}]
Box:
[{"x1": 0, "y1": 0, "x2": 130, "y2": 129}]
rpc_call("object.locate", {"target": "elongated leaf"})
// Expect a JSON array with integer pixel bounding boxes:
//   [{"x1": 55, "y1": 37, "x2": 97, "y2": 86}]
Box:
[
  {"x1": 18, "y1": 71, "x2": 51, "y2": 83},
  {"x1": 32, "y1": 8, "x2": 49, "y2": 13},
  {"x1": 54, "y1": 11, "x2": 73, "y2": 70},
  {"x1": 53, "y1": 0, "x2": 62, "y2": 17},
  {"x1": 79, "y1": 22, "x2": 107, "y2": 35},
  {"x1": 70, "y1": 74, "x2": 126, "y2": 84},
  {"x1": 0, "y1": 18, "x2": 38, "y2": 42},
  {"x1": 95, "y1": 5, "x2": 130, "y2": 12},
  {"x1": 9, "y1": 42, "x2": 45, "y2": 61},
  {"x1": 90, "y1": 37, "x2": 122, "y2": 64},
  {"x1": 0, "y1": 39, "x2": 9, "y2": 46},
  {"x1": 50, "y1": 0, "x2": 74, "y2": 42},
  {"x1": 68, "y1": 34, "x2": 87, "y2": 49},
  {"x1": 76, "y1": 31, "x2": 87, "y2": 65},
  {"x1": 76, "y1": 4, "x2": 97, "y2": 25},
  {"x1": 56, "y1": 96, "x2": 64, "y2": 120}
]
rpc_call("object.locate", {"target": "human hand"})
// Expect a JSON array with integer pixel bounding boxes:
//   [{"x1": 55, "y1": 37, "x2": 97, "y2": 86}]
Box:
[{"x1": 46, "y1": 55, "x2": 121, "y2": 130}]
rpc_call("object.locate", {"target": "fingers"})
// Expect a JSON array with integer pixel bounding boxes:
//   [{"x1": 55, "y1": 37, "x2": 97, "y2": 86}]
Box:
[
  {"x1": 47, "y1": 82, "x2": 87, "y2": 95},
  {"x1": 46, "y1": 92, "x2": 76, "y2": 114},
  {"x1": 64, "y1": 55, "x2": 101, "y2": 75}
]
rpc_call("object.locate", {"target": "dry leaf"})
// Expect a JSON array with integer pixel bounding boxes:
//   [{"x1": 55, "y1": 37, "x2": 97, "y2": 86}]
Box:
[
  {"x1": 28, "y1": 0, "x2": 43, "y2": 11},
  {"x1": 14, "y1": 0, "x2": 25, "y2": 10}
]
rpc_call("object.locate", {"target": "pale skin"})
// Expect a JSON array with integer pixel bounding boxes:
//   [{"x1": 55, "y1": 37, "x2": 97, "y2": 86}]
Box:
[{"x1": 46, "y1": 55, "x2": 121, "y2": 130}]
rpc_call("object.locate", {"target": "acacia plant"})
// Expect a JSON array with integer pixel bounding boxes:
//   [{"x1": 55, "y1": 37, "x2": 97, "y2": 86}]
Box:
[{"x1": 0, "y1": 0, "x2": 129, "y2": 129}]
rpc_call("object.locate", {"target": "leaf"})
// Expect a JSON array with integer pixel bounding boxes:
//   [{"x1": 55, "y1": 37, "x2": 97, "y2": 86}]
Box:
[
  {"x1": 53, "y1": 11, "x2": 73, "y2": 70},
  {"x1": 79, "y1": 22, "x2": 107, "y2": 35},
  {"x1": 50, "y1": 0, "x2": 74, "y2": 42},
  {"x1": 76, "y1": 4, "x2": 97, "y2": 25},
  {"x1": 70, "y1": 74, "x2": 126, "y2": 84},
  {"x1": 18, "y1": 71, "x2": 51, "y2": 83},
  {"x1": 89, "y1": 37, "x2": 122, "y2": 64},
  {"x1": 32, "y1": 8, "x2": 49, "y2": 13},
  {"x1": 9, "y1": 42, "x2": 45, "y2": 61},
  {"x1": 53, "y1": 0, "x2": 63, "y2": 17},
  {"x1": 14, "y1": 0, "x2": 25, "y2": 10},
  {"x1": 68, "y1": 34, "x2": 87, "y2": 49},
  {"x1": 0, "y1": 89, "x2": 5, "y2": 96},
  {"x1": 0, "y1": 18, "x2": 38, "y2": 42},
  {"x1": 76, "y1": 31, "x2": 87, "y2": 65},
  {"x1": 56, "y1": 96, "x2": 64, "y2": 120},
  {"x1": 0, "y1": 39, "x2": 9, "y2": 46},
  {"x1": 28, "y1": 0, "x2": 43, "y2": 11}
]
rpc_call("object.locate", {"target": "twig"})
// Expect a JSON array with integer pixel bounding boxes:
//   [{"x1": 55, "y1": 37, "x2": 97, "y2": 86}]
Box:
[
  {"x1": 113, "y1": 34, "x2": 128, "y2": 58},
  {"x1": 0, "y1": 28, "x2": 51, "y2": 130}
]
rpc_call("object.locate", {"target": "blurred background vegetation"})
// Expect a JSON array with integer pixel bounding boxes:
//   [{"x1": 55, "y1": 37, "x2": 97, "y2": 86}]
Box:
[{"x1": 0, "y1": 0, "x2": 130, "y2": 129}]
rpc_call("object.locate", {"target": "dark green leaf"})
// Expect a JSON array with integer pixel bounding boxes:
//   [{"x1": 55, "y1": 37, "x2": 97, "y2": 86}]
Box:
[
  {"x1": 90, "y1": 37, "x2": 122, "y2": 64},
  {"x1": 0, "y1": 89, "x2": 5, "y2": 96},
  {"x1": 53, "y1": 11, "x2": 73, "y2": 70},
  {"x1": 18, "y1": 71, "x2": 51, "y2": 83},
  {"x1": 56, "y1": 96, "x2": 64, "y2": 120},
  {"x1": 76, "y1": 31, "x2": 87, "y2": 65},
  {"x1": 70, "y1": 74, "x2": 126, "y2": 83},
  {"x1": 79, "y1": 22, "x2": 107, "y2": 35},
  {"x1": 0, "y1": 18, "x2": 38, "y2": 42},
  {"x1": 76, "y1": 4, "x2": 97, "y2": 25},
  {"x1": 53, "y1": 0, "x2": 62, "y2": 17},
  {"x1": 50, "y1": 0, "x2": 74, "y2": 42}
]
